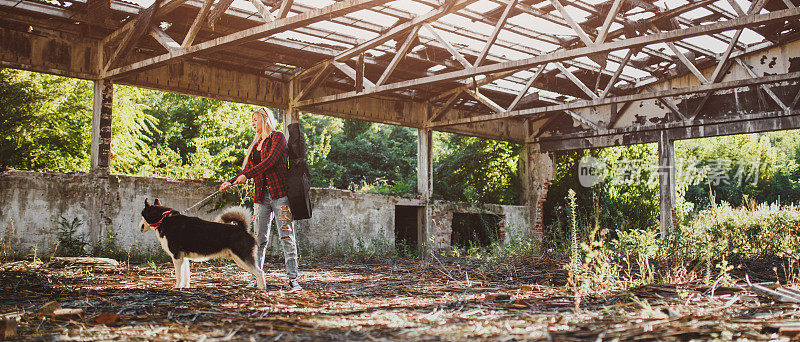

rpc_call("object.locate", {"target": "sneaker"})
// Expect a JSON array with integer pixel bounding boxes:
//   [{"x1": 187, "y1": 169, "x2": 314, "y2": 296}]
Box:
[{"x1": 286, "y1": 278, "x2": 303, "y2": 292}]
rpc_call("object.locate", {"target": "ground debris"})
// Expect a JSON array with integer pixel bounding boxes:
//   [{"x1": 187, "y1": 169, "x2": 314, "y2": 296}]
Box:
[{"x1": 0, "y1": 258, "x2": 796, "y2": 341}]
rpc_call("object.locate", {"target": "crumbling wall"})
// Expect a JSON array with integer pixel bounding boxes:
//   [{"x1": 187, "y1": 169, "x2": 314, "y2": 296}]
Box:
[{"x1": 0, "y1": 170, "x2": 529, "y2": 257}]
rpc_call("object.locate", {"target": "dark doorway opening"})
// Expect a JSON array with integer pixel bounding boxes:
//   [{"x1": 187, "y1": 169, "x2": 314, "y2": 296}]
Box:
[
  {"x1": 395, "y1": 206, "x2": 421, "y2": 250},
  {"x1": 451, "y1": 213, "x2": 502, "y2": 249}
]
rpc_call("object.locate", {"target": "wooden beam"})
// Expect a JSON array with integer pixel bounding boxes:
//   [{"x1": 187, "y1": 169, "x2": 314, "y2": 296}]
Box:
[
  {"x1": 422, "y1": 23, "x2": 472, "y2": 69},
  {"x1": 334, "y1": 0, "x2": 478, "y2": 62},
  {"x1": 594, "y1": 0, "x2": 625, "y2": 44},
  {"x1": 106, "y1": 0, "x2": 392, "y2": 77},
  {"x1": 104, "y1": 0, "x2": 162, "y2": 72},
  {"x1": 549, "y1": 0, "x2": 593, "y2": 47},
  {"x1": 149, "y1": 27, "x2": 180, "y2": 51},
  {"x1": 664, "y1": 39, "x2": 709, "y2": 84},
  {"x1": 646, "y1": 86, "x2": 687, "y2": 121},
  {"x1": 564, "y1": 110, "x2": 600, "y2": 131},
  {"x1": 608, "y1": 101, "x2": 632, "y2": 129},
  {"x1": 293, "y1": 62, "x2": 333, "y2": 102},
  {"x1": 689, "y1": 60, "x2": 733, "y2": 120},
  {"x1": 429, "y1": 70, "x2": 515, "y2": 103},
  {"x1": 464, "y1": 88, "x2": 505, "y2": 113},
  {"x1": 475, "y1": 0, "x2": 518, "y2": 67},
  {"x1": 598, "y1": 49, "x2": 632, "y2": 100},
  {"x1": 427, "y1": 91, "x2": 462, "y2": 124},
  {"x1": 277, "y1": 0, "x2": 293, "y2": 19},
  {"x1": 555, "y1": 62, "x2": 597, "y2": 99},
  {"x1": 297, "y1": 8, "x2": 800, "y2": 108},
  {"x1": 207, "y1": 0, "x2": 234, "y2": 28},
  {"x1": 102, "y1": 0, "x2": 188, "y2": 47},
  {"x1": 333, "y1": 61, "x2": 375, "y2": 90},
  {"x1": 736, "y1": 58, "x2": 789, "y2": 111},
  {"x1": 431, "y1": 71, "x2": 800, "y2": 127},
  {"x1": 507, "y1": 66, "x2": 544, "y2": 111},
  {"x1": 377, "y1": 25, "x2": 421, "y2": 86},
  {"x1": 181, "y1": 0, "x2": 214, "y2": 48},
  {"x1": 250, "y1": 0, "x2": 276, "y2": 22}
]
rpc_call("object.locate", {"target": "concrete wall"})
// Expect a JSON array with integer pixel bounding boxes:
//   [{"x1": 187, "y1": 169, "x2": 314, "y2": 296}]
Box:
[{"x1": 0, "y1": 170, "x2": 530, "y2": 257}]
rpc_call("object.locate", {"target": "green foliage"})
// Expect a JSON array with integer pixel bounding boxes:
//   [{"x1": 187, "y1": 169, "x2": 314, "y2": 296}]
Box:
[
  {"x1": 301, "y1": 114, "x2": 418, "y2": 194},
  {"x1": 433, "y1": 133, "x2": 521, "y2": 204},
  {"x1": 1, "y1": 69, "x2": 92, "y2": 172}
]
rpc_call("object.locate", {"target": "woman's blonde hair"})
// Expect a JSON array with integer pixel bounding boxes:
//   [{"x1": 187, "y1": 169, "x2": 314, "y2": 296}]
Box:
[{"x1": 242, "y1": 108, "x2": 279, "y2": 168}]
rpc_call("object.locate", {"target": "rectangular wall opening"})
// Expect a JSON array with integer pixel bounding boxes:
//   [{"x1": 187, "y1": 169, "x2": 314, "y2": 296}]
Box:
[
  {"x1": 451, "y1": 213, "x2": 502, "y2": 249},
  {"x1": 395, "y1": 205, "x2": 421, "y2": 249}
]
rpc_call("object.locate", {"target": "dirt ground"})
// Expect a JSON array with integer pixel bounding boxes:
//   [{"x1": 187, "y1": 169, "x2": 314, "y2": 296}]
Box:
[{"x1": 0, "y1": 256, "x2": 797, "y2": 341}]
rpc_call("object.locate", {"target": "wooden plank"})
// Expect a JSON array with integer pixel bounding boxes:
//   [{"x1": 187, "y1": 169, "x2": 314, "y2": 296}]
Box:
[
  {"x1": 377, "y1": 25, "x2": 421, "y2": 86},
  {"x1": 296, "y1": 8, "x2": 800, "y2": 108},
  {"x1": 475, "y1": 0, "x2": 519, "y2": 67},
  {"x1": 431, "y1": 71, "x2": 800, "y2": 127},
  {"x1": 664, "y1": 39, "x2": 709, "y2": 84},
  {"x1": 181, "y1": 0, "x2": 214, "y2": 48},
  {"x1": 105, "y1": 0, "x2": 392, "y2": 77}
]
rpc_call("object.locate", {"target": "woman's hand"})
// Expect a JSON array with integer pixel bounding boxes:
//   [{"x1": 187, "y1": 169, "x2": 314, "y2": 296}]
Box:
[
  {"x1": 233, "y1": 174, "x2": 247, "y2": 185},
  {"x1": 219, "y1": 181, "x2": 232, "y2": 192}
]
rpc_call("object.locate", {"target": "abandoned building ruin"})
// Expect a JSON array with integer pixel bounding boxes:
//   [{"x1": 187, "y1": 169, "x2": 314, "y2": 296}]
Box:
[{"x1": 1, "y1": 0, "x2": 799, "y2": 255}]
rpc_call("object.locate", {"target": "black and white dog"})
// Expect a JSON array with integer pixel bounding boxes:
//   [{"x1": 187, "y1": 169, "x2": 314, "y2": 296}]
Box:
[{"x1": 139, "y1": 198, "x2": 265, "y2": 289}]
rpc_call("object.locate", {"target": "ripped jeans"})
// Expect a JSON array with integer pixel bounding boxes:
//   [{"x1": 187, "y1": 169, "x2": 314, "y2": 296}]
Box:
[{"x1": 254, "y1": 196, "x2": 298, "y2": 279}]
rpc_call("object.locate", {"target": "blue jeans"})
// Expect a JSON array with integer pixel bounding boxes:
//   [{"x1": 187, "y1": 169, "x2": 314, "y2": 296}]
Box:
[{"x1": 254, "y1": 196, "x2": 298, "y2": 279}]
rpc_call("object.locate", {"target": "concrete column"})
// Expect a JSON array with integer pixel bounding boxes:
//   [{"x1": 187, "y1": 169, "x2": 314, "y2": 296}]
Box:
[
  {"x1": 418, "y1": 117, "x2": 433, "y2": 254},
  {"x1": 658, "y1": 130, "x2": 676, "y2": 237},
  {"x1": 90, "y1": 79, "x2": 113, "y2": 172},
  {"x1": 521, "y1": 143, "x2": 555, "y2": 241}
]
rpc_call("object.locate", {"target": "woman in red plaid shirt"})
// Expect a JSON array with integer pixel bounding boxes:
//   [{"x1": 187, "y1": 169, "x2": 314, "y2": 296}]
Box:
[{"x1": 219, "y1": 108, "x2": 302, "y2": 292}]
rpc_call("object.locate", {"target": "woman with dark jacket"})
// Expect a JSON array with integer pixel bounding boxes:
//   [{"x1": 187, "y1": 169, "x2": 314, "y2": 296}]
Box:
[{"x1": 219, "y1": 108, "x2": 301, "y2": 292}]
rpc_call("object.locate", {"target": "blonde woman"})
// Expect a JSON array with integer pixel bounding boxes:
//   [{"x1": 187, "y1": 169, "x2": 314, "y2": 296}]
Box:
[{"x1": 219, "y1": 108, "x2": 301, "y2": 292}]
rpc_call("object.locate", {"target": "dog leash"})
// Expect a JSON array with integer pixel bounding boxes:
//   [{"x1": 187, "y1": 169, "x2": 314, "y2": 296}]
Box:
[{"x1": 183, "y1": 190, "x2": 220, "y2": 213}]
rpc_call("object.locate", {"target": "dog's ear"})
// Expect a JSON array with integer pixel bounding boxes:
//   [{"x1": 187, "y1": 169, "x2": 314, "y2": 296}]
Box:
[
  {"x1": 154, "y1": 198, "x2": 161, "y2": 206},
  {"x1": 145, "y1": 198, "x2": 150, "y2": 207}
]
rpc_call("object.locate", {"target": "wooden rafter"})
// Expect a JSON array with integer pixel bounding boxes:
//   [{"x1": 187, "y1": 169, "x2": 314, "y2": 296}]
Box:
[
  {"x1": 334, "y1": 0, "x2": 478, "y2": 62},
  {"x1": 105, "y1": 0, "x2": 393, "y2": 77},
  {"x1": 431, "y1": 71, "x2": 800, "y2": 128},
  {"x1": 181, "y1": 0, "x2": 214, "y2": 48},
  {"x1": 421, "y1": 23, "x2": 472, "y2": 69},
  {"x1": 507, "y1": 66, "x2": 545, "y2": 112},
  {"x1": 475, "y1": 0, "x2": 519, "y2": 67},
  {"x1": 297, "y1": 8, "x2": 800, "y2": 108},
  {"x1": 377, "y1": 25, "x2": 421, "y2": 86}
]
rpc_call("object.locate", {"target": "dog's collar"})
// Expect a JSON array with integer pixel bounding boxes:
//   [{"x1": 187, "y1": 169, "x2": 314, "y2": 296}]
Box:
[{"x1": 150, "y1": 210, "x2": 174, "y2": 229}]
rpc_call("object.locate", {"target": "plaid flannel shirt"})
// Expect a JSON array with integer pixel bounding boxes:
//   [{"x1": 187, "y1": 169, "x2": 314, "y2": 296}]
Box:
[{"x1": 229, "y1": 131, "x2": 289, "y2": 203}]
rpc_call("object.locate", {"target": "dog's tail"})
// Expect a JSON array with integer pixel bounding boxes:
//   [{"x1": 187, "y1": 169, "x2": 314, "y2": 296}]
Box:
[{"x1": 215, "y1": 206, "x2": 252, "y2": 231}]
